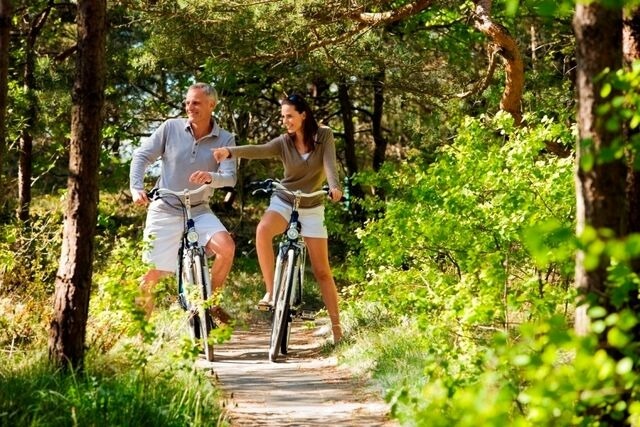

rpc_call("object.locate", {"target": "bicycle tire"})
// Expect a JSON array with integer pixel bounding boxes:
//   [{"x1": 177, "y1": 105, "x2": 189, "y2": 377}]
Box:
[
  {"x1": 281, "y1": 255, "x2": 302, "y2": 355},
  {"x1": 189, "y1": 311, "x2": 201, "y2": 340},
  {"x1": 194, "y1": 252, "x2": 215, "y2": 362},
  {"x1": 177, "y1": 245, "x2": 192, "y2": 311},
  {"x1": 269, "y1": 248, "x2": 296, "y2": 362}
]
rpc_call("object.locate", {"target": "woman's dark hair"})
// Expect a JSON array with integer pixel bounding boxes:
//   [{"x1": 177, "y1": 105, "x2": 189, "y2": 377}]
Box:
[{"x1": 281, "y1": 93, "x2": 319, "y2": 152}]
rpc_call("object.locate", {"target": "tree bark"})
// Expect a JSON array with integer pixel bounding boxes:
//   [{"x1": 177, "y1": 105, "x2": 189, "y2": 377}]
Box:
[
  {"x1": 0, "y1": 0, "x2": 10, "y2": 212},
  {"x1": 624, "y1": 7, "x2": 640, "y2": 273},
  {"x1": 573, "y1": 3, "x2": 625, "y2": 335},
  {"x1": 49, "y1": 0, "x2": 106, "y2": 371}
]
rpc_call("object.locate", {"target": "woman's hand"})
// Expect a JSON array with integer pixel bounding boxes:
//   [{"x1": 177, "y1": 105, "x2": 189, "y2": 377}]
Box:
[
  {"x1": 213, "y1": 147, "x2": 230, "y2": 163},
  {"x1": 328, "y1": 187, "x2": 343, "y2": 202}
]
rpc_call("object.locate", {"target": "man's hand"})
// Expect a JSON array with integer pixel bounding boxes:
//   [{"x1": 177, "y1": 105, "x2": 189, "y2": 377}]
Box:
[
  {"x1": 213, "y1": 147, "x2": 230, "y2": 163},
  {"x1": 131, "y1": 188, "x2": 149, "y2": 206},
  {"x1": 328, "y1": 187, "x2": 343, "y2": 203},
  {"x1": 189, "y1": 170, "x2": 213, "y2": 185}
]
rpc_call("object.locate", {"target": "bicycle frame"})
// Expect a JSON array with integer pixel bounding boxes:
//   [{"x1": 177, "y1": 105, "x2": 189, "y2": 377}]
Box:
[{"x1": 150, "y1": 184, "x2": 216, "y2": 362}]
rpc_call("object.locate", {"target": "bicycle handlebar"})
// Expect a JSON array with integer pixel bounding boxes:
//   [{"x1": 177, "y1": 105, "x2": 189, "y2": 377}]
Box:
[
  {"x1": 249, "y1": 179, "x2": 328, "y2": 199},
  {"x1": 149, "y1": 184, "x2": 213, "y2": 200}
]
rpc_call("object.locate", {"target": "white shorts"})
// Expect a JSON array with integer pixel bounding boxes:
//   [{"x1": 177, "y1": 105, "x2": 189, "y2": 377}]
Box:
[
  {"x1": 267, "y1": 196, "x2": 327, "y2": 239},
  {"x1": 142, "y1": 199, "x2": 228, "y2": 272}
]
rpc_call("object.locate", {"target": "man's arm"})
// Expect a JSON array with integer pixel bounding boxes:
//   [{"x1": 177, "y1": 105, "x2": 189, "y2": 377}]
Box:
[{"x1": 129, "y1": 121, "x2": 167, "y2": 200}]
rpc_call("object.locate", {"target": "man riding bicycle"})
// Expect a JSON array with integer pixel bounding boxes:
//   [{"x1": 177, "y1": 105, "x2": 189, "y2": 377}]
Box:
[{"x1": 129, "y1": 82, "x2": 236, "y2": 324}]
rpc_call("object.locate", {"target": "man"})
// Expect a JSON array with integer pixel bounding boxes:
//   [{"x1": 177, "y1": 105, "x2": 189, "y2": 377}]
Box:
[{"x1": 129, "y1": 82, "x2": 236, "y2": 322}]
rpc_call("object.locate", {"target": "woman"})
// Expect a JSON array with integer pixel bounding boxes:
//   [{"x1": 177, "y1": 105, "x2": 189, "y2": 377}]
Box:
[{"x1": 213, "y1": 93, "x2": 343, "y2": 343}]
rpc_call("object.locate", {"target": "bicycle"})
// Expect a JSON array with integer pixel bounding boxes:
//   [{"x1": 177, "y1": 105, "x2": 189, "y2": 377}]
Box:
[
  {"x1": 250, "y1": 179, "x2": 328, "y2": 362},
  {"x1": 148, "y1": 184, "x2": 217, "y2": 362}
]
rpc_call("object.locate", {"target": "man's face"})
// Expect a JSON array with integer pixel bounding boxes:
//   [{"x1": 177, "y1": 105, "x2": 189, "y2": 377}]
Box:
[{"x1": 185, "y1": 88, "x2": 215, "y2": 123}]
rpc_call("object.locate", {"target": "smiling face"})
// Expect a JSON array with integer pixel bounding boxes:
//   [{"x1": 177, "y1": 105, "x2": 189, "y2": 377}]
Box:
[
  {"x1": 281, "y1": 103, "x2": 306, "y2": 135},
  {"x1": 185, "y1": 87, "x2": 215, "y2": 126}
]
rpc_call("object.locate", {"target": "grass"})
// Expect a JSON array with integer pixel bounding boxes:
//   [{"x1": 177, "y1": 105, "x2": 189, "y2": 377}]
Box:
[
  {"x1": 0, "y1": 344, "x2": 228, "y2": 427},
  {"x1": 338, "y1": 302, "x2": 430, "y2": 393}
]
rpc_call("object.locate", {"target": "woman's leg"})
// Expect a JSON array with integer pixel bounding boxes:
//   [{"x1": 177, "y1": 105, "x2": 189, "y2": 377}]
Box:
[
  {"x1": 255, "y1": 211, "x2": 288, "y2": 297},
  {"x1": 304, "y1": 237, "x2": 342, "y2": 342}
]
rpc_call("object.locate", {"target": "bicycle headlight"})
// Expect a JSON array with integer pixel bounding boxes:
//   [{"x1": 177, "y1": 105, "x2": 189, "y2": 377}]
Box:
[
  {"x1": 286, "y1": 227, "x2": 300, "y2": 240},
  {"x1": 186, "y1": 230, "x2": 199, "y2": 243}
]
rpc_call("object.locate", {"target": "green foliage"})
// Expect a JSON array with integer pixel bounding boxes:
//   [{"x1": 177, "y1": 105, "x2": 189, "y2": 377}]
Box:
[
  {"x1": 339, "y1": 111, "x2": 580, "y2": 423},
  {"x1": 592, "y1": 61, "x2": 640, "y2": 171},
  {"x1": 354, "y1": 112, "x2": 574, "y2": 320},
  {"x1": 0, "y1": 351, "x2": 226, "y2": 426}
]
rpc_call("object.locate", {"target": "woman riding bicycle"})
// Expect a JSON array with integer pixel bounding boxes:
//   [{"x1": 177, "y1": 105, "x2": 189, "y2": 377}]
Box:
[{"x1": 213, "y1": 93, "x2": 343, "y2": 343}]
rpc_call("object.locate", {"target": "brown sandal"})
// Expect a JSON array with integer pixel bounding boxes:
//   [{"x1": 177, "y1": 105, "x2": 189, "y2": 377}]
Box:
[{"x1": 256, "y1": 293, "x2": 272, "y2": 311}]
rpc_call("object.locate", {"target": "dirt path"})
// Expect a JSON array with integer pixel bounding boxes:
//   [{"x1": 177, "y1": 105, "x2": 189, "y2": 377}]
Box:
[{"x1": 198, "y1": 319, "x2": 397, "y2": 426}]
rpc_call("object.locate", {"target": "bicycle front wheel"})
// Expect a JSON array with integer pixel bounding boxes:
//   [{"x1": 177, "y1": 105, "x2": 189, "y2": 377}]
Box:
[
  {"x1": 194, "y1": 251, "x2": 215, "y2": 362},
  {"x1": 269, "y1": 248, "x2": 296, "y2": 362}
]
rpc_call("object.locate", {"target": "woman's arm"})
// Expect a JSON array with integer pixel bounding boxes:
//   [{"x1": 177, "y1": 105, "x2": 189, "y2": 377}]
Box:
[
  {"x1": 320, "y1": 127, "x2": 342, "y2": 202},
  {"x1": 213, "y1": 136, "x2": 283, "y2": 162}
]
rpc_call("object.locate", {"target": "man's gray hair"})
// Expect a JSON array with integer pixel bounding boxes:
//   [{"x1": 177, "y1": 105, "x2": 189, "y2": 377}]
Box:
[{"x1": 189, "y1": 82, "x2": 218, "y2": 104}]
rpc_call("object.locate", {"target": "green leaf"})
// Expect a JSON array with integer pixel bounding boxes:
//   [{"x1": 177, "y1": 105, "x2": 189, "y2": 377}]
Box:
[
  {"x1": 580, "y1": 153, "x2": 594, "y2": 171},
  {"x1": 588, "y1": 306, "x2": 607, "y2": 319},
  {"x1": 607, "y1": 327, "x2": 630, "y2": 348}
]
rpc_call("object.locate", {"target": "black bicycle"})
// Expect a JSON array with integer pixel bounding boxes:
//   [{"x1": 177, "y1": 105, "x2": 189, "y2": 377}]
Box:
[
  {"x1": 149, "y1": 184, "x2": 216, "y2": 361},
  {"x1": 251, "y1": 179, "x2": 327, "y2": 362}
]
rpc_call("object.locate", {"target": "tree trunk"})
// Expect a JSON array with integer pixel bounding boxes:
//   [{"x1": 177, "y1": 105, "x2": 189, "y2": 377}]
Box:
[
  {"x1": 338, "y1": 82, "x2": 357, "y2": 178},
  {"x1": 0, "y1": 0, "x2": 10, "y2": 213},
  {"x1": 49, "y1": 0, "x2": 106, "y2": 371},
  {"x1": 624, "y1": 7, "x2": 640, "y2": 273},
  {"x1": 17, "y1": 29, "x2": 37, "y2": 221},
  {"x1": 371, "y1": 69, "x2": 387, "y2": 172},
  {"x1": 573, "y1": 3, "x2": 625, "y2": 336},
  {"x1": 337, "y1": 81, "x2": 366, "y2": 222},
  {"x1": 16, "y1": 5, "x2": 51, "y2": 221},
  {"x1": 473, "y1": 0, "x2": 524, "y2": 125}
]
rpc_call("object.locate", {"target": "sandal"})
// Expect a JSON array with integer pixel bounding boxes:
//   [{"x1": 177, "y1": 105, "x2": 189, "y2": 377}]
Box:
[{"x1": 256, "y1": 293, "x2": 272, "y2": 311}]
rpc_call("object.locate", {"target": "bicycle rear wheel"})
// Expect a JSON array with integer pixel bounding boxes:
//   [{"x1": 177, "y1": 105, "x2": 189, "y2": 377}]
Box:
[{"x1": 269, "y1": 249, "x2": 295, "y2": 362}]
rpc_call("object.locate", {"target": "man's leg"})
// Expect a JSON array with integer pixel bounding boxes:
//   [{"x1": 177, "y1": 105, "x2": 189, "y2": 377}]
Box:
[
  {"x1": 205, "y1": 230, "x2": 235, "y2": 292},
  {"x1": 137, "y1": 268, "x2": 172, "y2": 317},
  {"x1": 204, "y1": 231, "x2": 235, "y2": 325}
]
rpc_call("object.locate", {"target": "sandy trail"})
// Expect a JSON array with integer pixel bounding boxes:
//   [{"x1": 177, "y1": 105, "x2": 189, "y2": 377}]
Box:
[{"x1": 198, "y1": 320, "x2": 397, "y2": 426}]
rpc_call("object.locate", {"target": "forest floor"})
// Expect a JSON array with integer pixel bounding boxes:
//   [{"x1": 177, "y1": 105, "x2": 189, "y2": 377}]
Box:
[{"x1": 196, "y1": 317, "x2": 398, "y2": 426}]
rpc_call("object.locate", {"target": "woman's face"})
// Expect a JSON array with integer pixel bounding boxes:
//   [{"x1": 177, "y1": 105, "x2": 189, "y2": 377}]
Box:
[{"x1": 281, "y1": 104, "x2": 305, "y2": 134}]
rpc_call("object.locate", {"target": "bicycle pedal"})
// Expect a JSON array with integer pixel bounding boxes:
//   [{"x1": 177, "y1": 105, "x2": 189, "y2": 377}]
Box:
[
  {"x1": 255, "y1": 304, "x2": 272, "y2": 312},
  {"x1": 300, "y1": 310, "x2": 315, "y2": 320}
]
